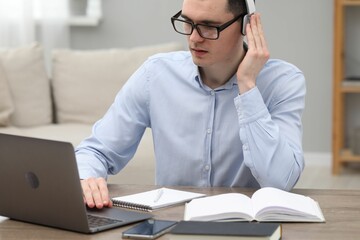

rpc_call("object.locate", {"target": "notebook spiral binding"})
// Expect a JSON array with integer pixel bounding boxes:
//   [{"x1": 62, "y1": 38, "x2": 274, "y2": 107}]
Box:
[{"x1": 112, "y1": 200, "x2": 152, "y2": 212}]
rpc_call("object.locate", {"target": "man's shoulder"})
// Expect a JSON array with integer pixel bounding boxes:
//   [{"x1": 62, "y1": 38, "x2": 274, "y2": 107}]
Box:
[
  {"x1": 142, "y1": 51, "x2": 194, "y2": 74},
  {"x1": 148, "y1": 50, "x2": 192, "y2": 63},
  {"x1": 257, "y1": 59, "x2": 305, "y2": 95},
  {"x1": 264, "y1": 59, "x2": 302, "y2": 75}
]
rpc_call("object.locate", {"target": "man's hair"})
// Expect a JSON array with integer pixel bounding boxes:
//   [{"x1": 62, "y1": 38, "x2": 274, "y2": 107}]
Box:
[{"x1": 227, "y1": 0, "x2": 249, "y2": 16}]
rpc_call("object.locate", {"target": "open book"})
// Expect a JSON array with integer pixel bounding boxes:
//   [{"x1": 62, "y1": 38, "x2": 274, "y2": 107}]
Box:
[
  {"x1": 184, "y1": 187, "x2": 325, "y2": 222},
  {"x1": 112, "y1": 188, "x2": 205, "y2": 212}
]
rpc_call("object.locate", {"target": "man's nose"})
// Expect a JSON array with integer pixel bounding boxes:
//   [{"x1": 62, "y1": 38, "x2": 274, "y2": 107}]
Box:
[{"x1": 189, "y1": 27, "x2": 205, "y2": 42}]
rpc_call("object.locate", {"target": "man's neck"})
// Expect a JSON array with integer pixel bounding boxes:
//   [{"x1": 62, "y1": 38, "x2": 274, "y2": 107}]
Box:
[
  {"x1": 200, "y1": 48, "x2": 245, "y2": 90},
  {"x1": 199, "y1": 68, "x2": 229, "y2": 89}
]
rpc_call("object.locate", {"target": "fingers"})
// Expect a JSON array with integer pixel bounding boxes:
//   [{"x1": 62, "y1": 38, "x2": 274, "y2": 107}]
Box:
[
  {"x1": 97, "y1": 177, "x2": 113, "y2": 207},
  {"x1": 81, "y1": 177, "x2": 112, "y2": 209},
  {"x1": 246, "y1": 13, "x2": 269, "y2": 58},
  {"x1": 255, "y1": 14, "x2": 268, "y2": 52},
  {"x1": 248, "y1": 15, "x2": 262, "y2": 50}
]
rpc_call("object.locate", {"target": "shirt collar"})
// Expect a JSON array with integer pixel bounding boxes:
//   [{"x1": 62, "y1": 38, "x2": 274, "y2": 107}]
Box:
[{"x1": 194, "y1": 68, "x2": 238, "y2": 92}]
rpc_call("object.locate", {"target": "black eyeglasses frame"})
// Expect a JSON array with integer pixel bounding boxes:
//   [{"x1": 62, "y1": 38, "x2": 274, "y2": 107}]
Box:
[{"x1": 171, "y1": 10, "x2": 246, "y2": 40}]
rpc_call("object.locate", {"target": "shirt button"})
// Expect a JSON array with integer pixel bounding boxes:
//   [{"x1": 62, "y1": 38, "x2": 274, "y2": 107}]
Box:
[
  {"x1": 207, "y1": 129, "x2": 212, "y2": 134},
  {"x1": 243, "y1": 144, "x2": 248, "y2": 151},
  {"x1": 210, "y1": 90, "x2": 215, "y2": 96},
  {"x1": 204, "y1": 165, "x2": 210, "y2": 171}
]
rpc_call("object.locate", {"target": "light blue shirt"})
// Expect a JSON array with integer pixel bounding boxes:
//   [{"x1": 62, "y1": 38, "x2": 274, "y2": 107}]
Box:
[{"x1": 76, "y1": 51, "x2": 306, "y2": 191}]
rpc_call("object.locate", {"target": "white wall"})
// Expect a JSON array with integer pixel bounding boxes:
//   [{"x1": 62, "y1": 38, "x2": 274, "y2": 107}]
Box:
[
  {"x1": 70, "y1": 0, "x2": 185, "y2": 49},
  {"x1": 69, "y1": 0, "x2": 336, "y2": 153},
  {"x1": 257, "y1": 1, "x2": 334, "y2": 153}
]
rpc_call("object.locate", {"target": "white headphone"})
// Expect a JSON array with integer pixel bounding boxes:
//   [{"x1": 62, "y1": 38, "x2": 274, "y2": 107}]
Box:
[{"x1": 242, "y1": 0, "x2": 256, "y2": 35}]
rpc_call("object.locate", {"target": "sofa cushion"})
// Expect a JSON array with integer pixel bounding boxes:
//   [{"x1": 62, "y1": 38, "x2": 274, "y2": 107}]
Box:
[
  {"x1": 0, "y1": 124, "x2": 156, "y2": 185},
  {"x1": 0, "y1": 61, "x2": 14, "y2": 126},
  {"x1": 52, "y1": 42, "x2": 183, "y2": 124},
  {"x1": 0, "y1": 43, "x2": 52, "y2": 127},
  {"x1": 0, "y1": 123, "x2": 92, "y2": 147}
]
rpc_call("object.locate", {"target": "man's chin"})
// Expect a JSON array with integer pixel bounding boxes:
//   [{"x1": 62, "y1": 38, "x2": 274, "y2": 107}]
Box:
[
  {"x1": 192, "y1": 60, "x2": 201, "y2": 67},
  {"x1": 191, "y1": 55, "x2": 206, "y2": 67}
]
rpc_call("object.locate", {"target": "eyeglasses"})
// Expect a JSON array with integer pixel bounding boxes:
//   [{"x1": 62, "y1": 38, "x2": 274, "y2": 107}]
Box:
[{"x1": 171, "y1": 10, "x2": 245, "y2": 40}]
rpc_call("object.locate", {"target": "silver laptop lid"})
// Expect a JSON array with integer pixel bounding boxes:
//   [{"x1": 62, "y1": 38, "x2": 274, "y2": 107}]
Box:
[
  {"x1": 0, "y1": 133, "x2": 91, "y2": 232},
  {"x1": 0, "y1": 133, "x2": 152, "y2": 233}
]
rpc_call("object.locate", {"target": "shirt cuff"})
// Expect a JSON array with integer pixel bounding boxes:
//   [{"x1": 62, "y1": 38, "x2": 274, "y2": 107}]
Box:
[
  {"x1": 76, "y1": 153, "x2": 108, "y2": 180},
  {"x1": 234, "y1": 87, "x2": 268, "y2": 124}
]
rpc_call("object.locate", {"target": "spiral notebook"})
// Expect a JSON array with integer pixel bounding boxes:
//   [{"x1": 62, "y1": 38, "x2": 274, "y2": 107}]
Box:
[{"x1": 112, "y1": 188, "x2": 206, "y2": 212}]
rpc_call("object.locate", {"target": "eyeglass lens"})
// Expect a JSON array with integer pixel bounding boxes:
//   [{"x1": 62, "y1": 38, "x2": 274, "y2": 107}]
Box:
[{"x1": 173, "y1": 20, "x2": 219, "y2": 39}]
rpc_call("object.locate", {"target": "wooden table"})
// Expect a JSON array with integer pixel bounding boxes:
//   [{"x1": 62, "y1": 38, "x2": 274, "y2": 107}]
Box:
[{"x1": 1, "y1": 185, "x2": 360, "y2": 239}]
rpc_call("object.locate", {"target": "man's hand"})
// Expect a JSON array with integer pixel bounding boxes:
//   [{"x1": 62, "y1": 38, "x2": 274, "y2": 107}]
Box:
[
  {"x1": 80, "y1": 177, "x2": 113, "y2": 209},
  {"x1": 237, "y1": 13, "x2": 270, "y2": 94}
]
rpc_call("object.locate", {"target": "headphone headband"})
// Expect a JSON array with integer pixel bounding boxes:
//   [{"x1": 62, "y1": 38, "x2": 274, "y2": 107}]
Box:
[
  {"x1": 242, "y1": 0, "x2": 256, "y2": 35},
  {"x1": 245, "y1": 0, "x2": 256, "y2": 15}
]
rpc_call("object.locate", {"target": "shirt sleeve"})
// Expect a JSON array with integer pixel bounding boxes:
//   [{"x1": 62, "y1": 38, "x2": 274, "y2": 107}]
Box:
[
  {"x1": 234, "y1": 71, "x2": 306, "y2": 191},
  {"x1": 75, "y1": 65, "x2": 150, "y2": 180}
]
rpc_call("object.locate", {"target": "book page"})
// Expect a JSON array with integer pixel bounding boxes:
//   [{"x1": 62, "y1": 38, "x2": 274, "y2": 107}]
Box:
[
  {"x1": 184, "y1": 193, "x2": 254, "y2": 221},
  {"x1": 251, "y1": 187, "x2": 325, "y2": 222}
]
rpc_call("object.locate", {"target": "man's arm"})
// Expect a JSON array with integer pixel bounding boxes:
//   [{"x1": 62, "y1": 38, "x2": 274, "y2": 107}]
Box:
[
  {"x1": 235, "y1": 79, "x2": 305, "y2": 191},
  {"x1": 76, "y1": 65, "x2": 151, "y2": 208},
  {"x1": 235, "y1": 13, "x2": 305, "y2": 190}
]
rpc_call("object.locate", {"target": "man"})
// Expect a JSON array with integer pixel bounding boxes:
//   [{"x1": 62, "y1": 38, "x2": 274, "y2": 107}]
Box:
[{"x1": 76, "y1": 0, "x2": 306, "y2": 209}]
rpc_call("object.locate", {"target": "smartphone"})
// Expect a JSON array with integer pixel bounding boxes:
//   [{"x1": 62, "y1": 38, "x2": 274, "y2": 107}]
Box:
[{"x1": 122, "y1": 219, "x2": 177, "y2": 239}]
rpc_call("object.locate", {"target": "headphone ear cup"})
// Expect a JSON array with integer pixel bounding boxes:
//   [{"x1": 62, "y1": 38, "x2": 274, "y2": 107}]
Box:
[{"x1": 242, "y1": 15, "x2": 249, "y2": 35}]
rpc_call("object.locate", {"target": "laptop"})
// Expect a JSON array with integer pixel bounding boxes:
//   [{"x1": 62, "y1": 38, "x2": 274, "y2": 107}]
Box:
[{"x1": 0, "y1": 133, "x2": 152, "y2": 233}]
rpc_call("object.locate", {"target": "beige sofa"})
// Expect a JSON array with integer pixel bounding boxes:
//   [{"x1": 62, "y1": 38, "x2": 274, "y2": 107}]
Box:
[{"x1": 0, "y1": 42, "x2": 183, "y2": 184}]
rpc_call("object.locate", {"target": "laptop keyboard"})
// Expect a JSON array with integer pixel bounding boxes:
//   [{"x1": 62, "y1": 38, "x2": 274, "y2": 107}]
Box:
[{"x1": 87, "y1": 214, "x2": 123, "y2": 228}]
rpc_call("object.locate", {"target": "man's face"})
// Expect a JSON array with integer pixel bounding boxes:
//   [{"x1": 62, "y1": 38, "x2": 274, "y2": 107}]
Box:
[{"x1": 181, "y1": 0, "x2": 244, "y2": 68}]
